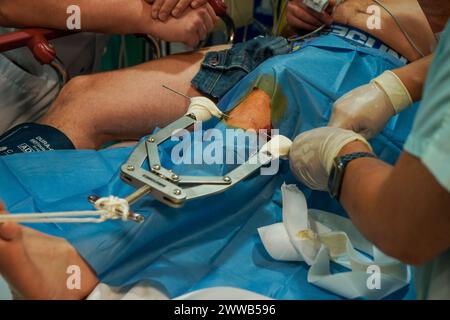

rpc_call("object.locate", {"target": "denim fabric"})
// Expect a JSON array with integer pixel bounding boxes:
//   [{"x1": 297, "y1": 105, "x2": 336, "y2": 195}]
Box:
[
  {"x1": 192, "y1": 36, "x2": 290, "y2": 99},
  {"x1": 193, "y1": 24, "x2": 408, "y2": 101}
]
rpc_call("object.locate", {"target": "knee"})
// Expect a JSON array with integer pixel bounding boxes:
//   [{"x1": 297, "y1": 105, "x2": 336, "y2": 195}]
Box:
[
  {"x1": 46, "y1": 74, "x2": 98, "y2": 121},
  {"x1": 57, "y1": 75, "x2": 93, "y2": 104},
  {"x1": 39, "y1": 75, "x2": 97, "y2": 137}
]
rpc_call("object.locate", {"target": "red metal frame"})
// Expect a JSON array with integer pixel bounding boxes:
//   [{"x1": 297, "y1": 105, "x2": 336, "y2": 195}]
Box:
[{"x1": 0, "y1": 29, "x2": 72, "y2": 64}]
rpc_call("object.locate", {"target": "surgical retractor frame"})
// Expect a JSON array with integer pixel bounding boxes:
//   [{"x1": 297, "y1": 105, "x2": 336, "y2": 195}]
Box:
[{"x1": 108, "y1": 94, "x2": 292, "y2": 221}]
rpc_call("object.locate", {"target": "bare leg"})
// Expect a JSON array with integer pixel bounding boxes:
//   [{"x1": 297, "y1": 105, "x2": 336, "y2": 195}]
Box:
[
  {"x1": 39, "y1": 45, "x2": 230, "y2": 150},
  {"x1": 0, "y1": 89, "x2": 272, "y2": 300},
  {"x1": 0, "y1": 203, "x2": 98, "y2": 300}
]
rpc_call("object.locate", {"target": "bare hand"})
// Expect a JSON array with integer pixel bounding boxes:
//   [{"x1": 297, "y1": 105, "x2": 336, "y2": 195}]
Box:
[
  {"x1": 146, "y1": 4, "x2": 218, "y2": 48},
  {"x1": 146, "y1": 0, "x2": 209, "y2": 21},
  {"x1": 286, "y1": 0, "x2": 336, "y2": 31}
]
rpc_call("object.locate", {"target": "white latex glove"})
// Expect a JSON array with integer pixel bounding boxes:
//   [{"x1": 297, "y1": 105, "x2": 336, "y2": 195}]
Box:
[
  {"x1": 289, "y1": 127, "x2": 372, "y2": 191},
  {"x1": 329, "y1": 71, "x2": 413, "y2": 139}
]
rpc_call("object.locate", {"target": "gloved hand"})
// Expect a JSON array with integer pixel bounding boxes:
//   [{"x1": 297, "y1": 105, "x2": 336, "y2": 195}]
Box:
[
  {"x1": 329, "y1": 70, "x2": 413, "y2": 139},
  {"x1": 289, "y1": 127, "x2": 372, "y2": 191},
  {"x1": 146, "y1": 0, "x2": 209, "y2": 21}
]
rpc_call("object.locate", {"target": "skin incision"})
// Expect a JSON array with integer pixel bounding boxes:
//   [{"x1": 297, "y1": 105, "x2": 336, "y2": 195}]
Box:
[
  {"x1": 226, "y1": 75, "x2": 288, "y2": 132},
  {"x1": 226, "y1": 89, "x2": 272, "y2": 131}
]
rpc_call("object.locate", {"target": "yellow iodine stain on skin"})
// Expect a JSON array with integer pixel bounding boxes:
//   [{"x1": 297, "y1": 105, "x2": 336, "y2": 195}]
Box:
[
  {"x1": 225, "y1": 74, "x2": 288, "y2": 131},
  {"x1": 225, "y1": 89, "x2": 272, "y2": 131},
  {"x1": 257, "y1": 75, "x2": 288, "y2": 128}
]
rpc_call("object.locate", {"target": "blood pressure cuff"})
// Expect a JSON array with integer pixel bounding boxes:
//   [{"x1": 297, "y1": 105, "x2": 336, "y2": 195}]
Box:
[{"x1": 0, "y1": 123, "x2": 75, "y2": 156}]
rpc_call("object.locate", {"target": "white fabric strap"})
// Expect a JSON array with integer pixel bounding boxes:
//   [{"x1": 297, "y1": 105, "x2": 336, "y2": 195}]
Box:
[
  {"x1": 186, "y1": 97, "x2": 225, "y2": 121},
  {"x1": 259, "y1": 135, "x2": 293, "y2": 160},
  {"x1": 0, "y1": 196, "x2": 130, "y2": 224},
  {"x1": 258, "y1": 184, "x2": 410, "y2": 300}
]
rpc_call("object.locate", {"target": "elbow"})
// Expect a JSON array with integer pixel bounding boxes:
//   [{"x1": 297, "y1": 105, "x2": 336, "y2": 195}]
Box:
[
  {"x1": 385, "y1": 249, "x2": 428, "y2": 266},
  {"x1": 376, "y1": 238, "x2": 433, "y2": 266},
  {"x1": 371, "y1": 216, "x2": 442, "y2": 266}
]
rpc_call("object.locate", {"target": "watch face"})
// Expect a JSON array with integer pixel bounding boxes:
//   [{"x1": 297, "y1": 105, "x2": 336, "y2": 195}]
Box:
[
  {"x1": 328, "y1": 158, "x2": 345, "y2": 198},
  {"x1": 328, "y1": 167, "x2": 335, "y2": 195},
  {"x1": 328, "y1": 152, "x2": 375, "y2": 199}
]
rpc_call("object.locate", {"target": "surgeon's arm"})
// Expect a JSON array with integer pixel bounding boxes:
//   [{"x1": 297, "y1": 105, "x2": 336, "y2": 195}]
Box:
[
  {"x1": 290, "y1": 128, "x2": 450, "y2": 266},
  {"x1": 337, "y1": 142, "x2": 450, "y2": 266},
  {"x1": 393, "y1": 54, "x2": 433, "y2": 102},
  {"x1": 418, "y1": 0, "x2": 450, "y2": 33},
  {"x1": 329, "y1": 54, "x2": 433, "y2": 139}
]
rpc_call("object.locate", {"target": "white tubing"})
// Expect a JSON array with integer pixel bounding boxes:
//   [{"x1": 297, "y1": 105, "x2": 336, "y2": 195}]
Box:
[{"x1": 0, "y1": 196, "x2": 130, "y2": 224}]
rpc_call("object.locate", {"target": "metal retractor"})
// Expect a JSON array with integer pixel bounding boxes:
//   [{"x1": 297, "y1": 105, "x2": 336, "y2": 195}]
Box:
[{"x1": 91, "y1": 88, "x2": 292, "y2": 222}]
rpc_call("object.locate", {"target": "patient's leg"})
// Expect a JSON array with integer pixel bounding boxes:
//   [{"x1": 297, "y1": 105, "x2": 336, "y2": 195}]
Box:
[
  {"x1": 39, "y1": 45, "x2": 230, "y2": 150},
  {"x1": 0, "y1": 89, "x2": 272, "y2": 300},
  {"x1": 0, "y1": 204, "x2": 98, "y2": 299},
  {"x1": 226, "y1": 89, "x2": 272, "y2": 131}
]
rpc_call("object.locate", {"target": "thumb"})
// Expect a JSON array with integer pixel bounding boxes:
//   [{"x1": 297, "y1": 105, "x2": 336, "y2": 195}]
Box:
[
  {"x1": 328, "y1": 112, "x2": 366, "y2": 138},
  {"x1": 328, "y1": 106, "x2": 350, "y2": 129},
  {"x1": 0, "y1": 210, "x2": 22, "y2": 242}
]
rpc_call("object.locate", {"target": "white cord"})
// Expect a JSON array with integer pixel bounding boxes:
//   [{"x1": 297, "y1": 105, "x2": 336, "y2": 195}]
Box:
[
  {"x1": 0, "y1": 196, "x2": 131, "y2": 224},
  {"x1": 371, "y1": 0, "x2": 425, "y2": 58},
  {"x1": 288, "y1": 0, "x2": 425, "y2": 59},
  {"x1": 147, "y1": 35, "x2": 161, "y2": 59},
  {"x1": 288, "y1": 24, "x2": 326, "y2": 43},
  {"x1": 94, "y1": 196, "x2": 130, "y2": 221}
]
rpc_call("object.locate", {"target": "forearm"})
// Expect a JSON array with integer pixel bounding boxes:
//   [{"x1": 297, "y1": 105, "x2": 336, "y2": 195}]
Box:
[
  {"x1": 418, "y1": 0, "x2": 450, "y2": 33},
  {"x1": 0, "y1": 0, "x2": 152, "y2": 34},
  {"x1": 392, "y1": 54, "x2": 433, "y2": 102},
  {"x1": 338, "y1": 142, "x2": 400, "y2": 255},
  {"x1": 339, "y1": 142, "x2": 450, "y2": 265}
]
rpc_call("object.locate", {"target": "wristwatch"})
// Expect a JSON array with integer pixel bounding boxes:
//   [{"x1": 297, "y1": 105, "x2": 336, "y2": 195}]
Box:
[{"x1": 328, "y1": 152, "x2": 376, "y2": 200}]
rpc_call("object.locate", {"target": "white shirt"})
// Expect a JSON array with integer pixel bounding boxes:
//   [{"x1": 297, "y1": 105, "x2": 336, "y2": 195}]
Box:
[{"x1": 0, "y1": 28, "x2": 108, "y2": 133}]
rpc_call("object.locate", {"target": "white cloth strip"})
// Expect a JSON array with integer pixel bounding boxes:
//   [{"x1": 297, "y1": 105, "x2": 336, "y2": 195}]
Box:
[
  {"x1": 0, "y1": 196, "x2": 131, "y2": 224},
  {"x1": 258, "y1": 184, "x2": 410, "y2": 300},
  {"x1": 0, "y1": 211, "x2": 108, "y2": 224}
]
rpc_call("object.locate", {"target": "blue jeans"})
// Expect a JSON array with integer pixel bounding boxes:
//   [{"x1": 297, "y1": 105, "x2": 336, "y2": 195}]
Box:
[{"x1": 192, "y1": 36, "x2": 290, "y2": 99}]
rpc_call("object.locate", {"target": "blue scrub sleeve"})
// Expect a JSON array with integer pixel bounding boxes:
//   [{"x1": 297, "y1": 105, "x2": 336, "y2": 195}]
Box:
[{"x1": 404, "y1": 22, "x2": 450, "y2": 192}]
